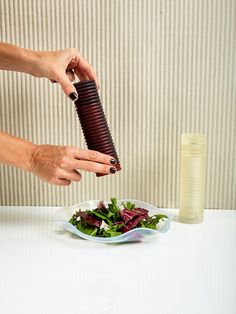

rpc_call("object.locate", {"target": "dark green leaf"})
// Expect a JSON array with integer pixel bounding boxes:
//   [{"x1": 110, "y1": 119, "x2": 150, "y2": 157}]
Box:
[
  {"x1": 100, "y1": 229, "x2": 122, "y2": 237},
  {"x1": 138, "y1": 214, "x2": 168, "y2": 230},
  {"x1": 108, "y1": 198, "x2": 120, "y2": 214},
  {"x1": 122, "y1": 201, "x2": 135, "y2": 210}
]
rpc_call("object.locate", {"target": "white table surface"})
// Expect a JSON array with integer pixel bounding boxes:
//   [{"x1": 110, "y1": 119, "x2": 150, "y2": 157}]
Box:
[{"x1": 0, "y1": 206, "x2": 235, "y2": 314}]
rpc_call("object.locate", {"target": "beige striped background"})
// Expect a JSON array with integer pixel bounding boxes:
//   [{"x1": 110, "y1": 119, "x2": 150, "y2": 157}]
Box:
[{"x1": 0, "y1": 0, "x2": 235, "y2": 208}]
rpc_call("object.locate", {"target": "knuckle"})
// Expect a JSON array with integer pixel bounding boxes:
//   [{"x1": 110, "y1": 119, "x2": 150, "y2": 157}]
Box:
[
  {"x1": 83, "y1": 63, "x2": 90, "y2": 70},
  {"x1": 103, "y1": 165, "x2": 110, "y2": 173},
  {"x1": 64, "y1": 146, "x2": 73, "y2": 155},
  {"x1": 86, "y1": 65, "x2": 93, "y2": 73},
  {"x1": 98, "y1": 165, "x2": 108, "y2": 174},
  {"x1": 69, "y1": 47, "x2": 78, "y2": 55},
  {"x1": 53, "y1": 168, "x2": 61, "y2": 177},
  {"x1": 83, "y1": 164, "x2": 91, "y2": 172},
  {"x1": 50, "y1": 68, "x2": 59, "y2": 79},
  {"x1": 88, "y1": 150, "x2": 98, "y2": 160},
  {"x1": 84, "y1": 64, "x2": 92, "y2": 72},
  {"x1": 60, "y1": 156, "x2": 69, "y2": 166}
]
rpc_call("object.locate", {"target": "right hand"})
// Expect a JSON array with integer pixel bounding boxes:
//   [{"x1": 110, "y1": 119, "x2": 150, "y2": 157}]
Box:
[{"x1": 30, "y1": 145, "x2": 117, "y2": 186}]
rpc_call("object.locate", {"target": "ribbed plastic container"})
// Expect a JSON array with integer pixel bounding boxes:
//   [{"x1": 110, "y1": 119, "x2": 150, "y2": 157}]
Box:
[
  {"x1": 179, "y1": 133, "x2": 206, "y2": 223},
  {"x1": 74, "y1": 80, "x2": 121, "y2": 176}
]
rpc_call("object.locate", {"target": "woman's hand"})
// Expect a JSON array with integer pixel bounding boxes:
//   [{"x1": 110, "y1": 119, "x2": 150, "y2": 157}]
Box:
[
  {"x1": 0, "y1": 43, "x2": 98, "y2": 100},
  {"x1": 0, "y1": 132, "x2": 117, "y2": 186},
  {"x1": 30, "y1": 145, "x2": 117, "y2": 186},
  {"x1": 32, "y1": 48, "x2": 98, "y2": 100}
]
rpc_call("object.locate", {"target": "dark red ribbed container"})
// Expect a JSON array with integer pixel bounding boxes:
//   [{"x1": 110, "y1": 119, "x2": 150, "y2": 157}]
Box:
[{"x1": 74, "y1": 80, "x2": 121, "y2": 176}]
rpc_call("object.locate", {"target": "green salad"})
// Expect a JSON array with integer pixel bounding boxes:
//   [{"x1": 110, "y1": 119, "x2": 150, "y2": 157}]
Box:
[{"x1": 69, "y1": 198, "x2": 168, "y2": 237}]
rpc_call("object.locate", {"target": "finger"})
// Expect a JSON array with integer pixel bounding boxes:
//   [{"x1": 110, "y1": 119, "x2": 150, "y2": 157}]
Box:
[
  {"x1": 78, "y1": 57, "x2": 98, "y2": 80},
  {"x1": 53, "y1": 178, "x2": 71, "y2": 186},
  {"x1": 50, "y1": 79, "x2": 57, "y2": 83},
  {"x1": 84, "y1": 66, "x2": 99, "y2": 89},
  {"x1": 59, "y1": 169, "x2": 82, "y2": 182},
  {"x1": 73, "y1": 149, "x2": 117, "y2": 165},
  {"x1": 56, "y1": 72, "x2": 78, "y2": 101},
  {"x1": 73, "y1": 160, "x2": 117, "y2": 174},
  {"x1": 75, "y1": 58, "x2": 99, "y2": 88},
  {"x1": 78, "y1": 68, "x2": 99, "y2": 89},
  {"x1": 66, "y1": 70, "x2": 76, "y2": 82},
  {"x1": 74, "y1": 67, "x2": 88, "y2": 81}
]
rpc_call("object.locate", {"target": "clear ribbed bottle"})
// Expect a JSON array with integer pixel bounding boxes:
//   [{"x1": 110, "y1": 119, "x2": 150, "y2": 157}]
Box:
[{"x1": 179, "y1": 133, "x2": 206, "y2": 223}]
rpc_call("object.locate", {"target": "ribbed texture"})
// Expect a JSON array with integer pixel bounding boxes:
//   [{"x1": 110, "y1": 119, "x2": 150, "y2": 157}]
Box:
[
  {"x1": 73, "y1": 80, "x2": 121, "y2": 174},
  {"x1": 0, "y1": 0, "x2": 235, "y2": 208}
]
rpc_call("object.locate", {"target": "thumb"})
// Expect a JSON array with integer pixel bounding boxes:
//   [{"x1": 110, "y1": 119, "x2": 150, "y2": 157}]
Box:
[{"x1": 57, "y1": 73, "x2": 78, "y2": 101}]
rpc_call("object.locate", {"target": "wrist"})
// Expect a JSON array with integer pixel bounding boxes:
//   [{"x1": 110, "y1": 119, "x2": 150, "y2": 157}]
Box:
[
  {"x1": 10, "y1": 139, "x2": 37, "y2": 172},
  {"x1": 20, "y1": 49, "x2": 42, "y2": 77},
  {"x1": 0, "y1": 131, "x2": 37, "y2": 172},
  {"x1": 0, "y1": 43, "x2": 49, "y2": 78},
  {"x1": 22, "y1": 142, "x2": 38, "y2": 172}
]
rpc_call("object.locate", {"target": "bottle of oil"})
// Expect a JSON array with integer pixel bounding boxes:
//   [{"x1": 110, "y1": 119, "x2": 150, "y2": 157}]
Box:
[
  {"x1": 73, "y1": 80, "x2": 121, "y2": 176},
  {"x1": 179, "y1": 133, "x2": 206, "y2": 223}
]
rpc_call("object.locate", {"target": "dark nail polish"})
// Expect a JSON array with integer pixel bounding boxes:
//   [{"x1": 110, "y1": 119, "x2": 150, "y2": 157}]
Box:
[
  {"x1": 110, "y1": 167, "x2": 117, "y2": 174},
  {"x1": 110, "y1": 158, "x2": 117, "y2": 165},
  {"x1": 69, "y1": 92, "x2": 78, "y2": 101}
]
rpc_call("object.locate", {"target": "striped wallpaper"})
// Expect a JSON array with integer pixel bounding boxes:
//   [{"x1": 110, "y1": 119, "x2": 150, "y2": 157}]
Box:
[{"x1": 0, "y1": 0, "x2": 235, "y2": 208}]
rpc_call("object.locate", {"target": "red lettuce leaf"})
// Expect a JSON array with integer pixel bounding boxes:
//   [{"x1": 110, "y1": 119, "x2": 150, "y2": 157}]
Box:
[
  {"x1": 120, "y1": 207, "x2": 149, "y2": 232},
  {"x1": 97, "y1": 200, "x2": 108, "y2": 212},
  {"x1": 78, "y1": 211, "x2": 102, "y2": 228},
  {"x1": 120, "y1": 209, "x2": 138, "y2": 223},
  {"x1": 121, "y1": 216, "x2": 144, "y2": 233}
]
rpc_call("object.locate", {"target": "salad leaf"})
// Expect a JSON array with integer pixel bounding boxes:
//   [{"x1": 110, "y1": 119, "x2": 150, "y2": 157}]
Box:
[
  {"x1": 120, "y1": 209, "x2": 138, "y2": 223},
  {"x1": 99, "y1": 228, "x2": 122, "y2": 237},
  {"x1": 122, "y1": 201, "x2": 135, "y2": 210},
  {"x1": 76, "y1": 221, "x2": 98, "y2": 236},
  {"x1": 121, "y1": 215, "x2": 146, "y2": 233},
  {"x1": 107, "y1": 198, "x2": 121, "y2": 221},
  {"x1": 97, "y1": 200, "x2": 107, "y2": 212},
  {"x1": 88, "y1": 210, "x2": 113, "y2": 226},
  {"x1": 99, "y1": 221, "x2": 124, "y2": 237},
  {"x1": 120, "y1": 208, "x2": 148, "y2": 224},
  {"x1": 138, "y1": 214, "x2": 168, "y2": 229},
  {"x1": 78, "y1": 210, "x2": 102, "y2": 228}
]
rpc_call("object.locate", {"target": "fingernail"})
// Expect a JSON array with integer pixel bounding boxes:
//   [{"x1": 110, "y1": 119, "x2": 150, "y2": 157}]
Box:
[
  {"x1": 69, "y1": 92, "x2": 78, "y2": 101},
  {"x1": 110, "y1": 167, "x2": 117, "y2": 174},
  {"x1": 110, "y1": 158, "x2": 117, "y2": 165}
]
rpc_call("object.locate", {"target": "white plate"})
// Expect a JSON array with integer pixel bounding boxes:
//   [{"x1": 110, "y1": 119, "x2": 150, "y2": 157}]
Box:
[{"x1": 53, "y1": 199, "x2": 173, "y2": 243}]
